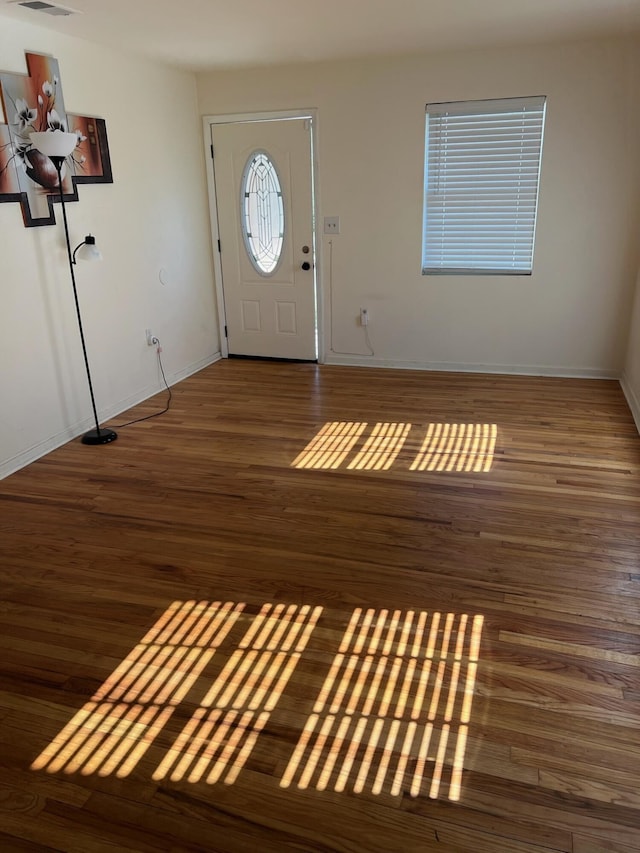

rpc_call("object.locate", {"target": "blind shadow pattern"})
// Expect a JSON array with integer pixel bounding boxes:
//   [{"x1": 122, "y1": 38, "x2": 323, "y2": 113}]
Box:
[
  {"x1": 292, "y1": 423, "x2": 496, "y2": 472},
  {"x1": 152, "y1": 603, "x2": 323, "y2": 785},
  {"x1": 31, "y1": 602, "x2": 482, "y2": 799},
  {"x1": 347, "y1": 423, "x2": 412, "y2": 471},
  {"x1": 280, "y1": 608, "x2": 483, "y2": 801},
  {"x1": 291, "y1": 421, "x2": 367, "y2": 470},
  {"x1": 410, "y1": 423, "x2": 497, "y2": 473},
  {"x1": 31, "y1": 601, "x2": 244, "y2": 778}
]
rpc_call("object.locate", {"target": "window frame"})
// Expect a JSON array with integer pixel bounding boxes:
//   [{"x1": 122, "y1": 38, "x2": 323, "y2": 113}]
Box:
[{"x1": 422, "y1": 95, "x2": 547, "y2": 277}]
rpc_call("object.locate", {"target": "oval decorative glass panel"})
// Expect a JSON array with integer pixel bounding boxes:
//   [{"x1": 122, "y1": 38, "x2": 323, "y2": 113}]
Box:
[{"x1": 241, "y1": 151, "x2": 285, "y2": 275}]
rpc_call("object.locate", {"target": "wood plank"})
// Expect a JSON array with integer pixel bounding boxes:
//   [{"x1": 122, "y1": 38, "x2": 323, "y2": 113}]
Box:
[
  {"x1": 573, "y1": 834, "x2": 640, "y2": 853},
  {"x1": 498, "y1": 631, "x2": 640, "y2": 667}
]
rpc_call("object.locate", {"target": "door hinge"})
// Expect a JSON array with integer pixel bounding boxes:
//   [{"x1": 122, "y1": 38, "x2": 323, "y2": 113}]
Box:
[
  {"x1": 217, "y1": 239, "x2": 221, "y2": 253},
  {"x1": 224, "y1": 325, "x2": 228, "y2": 337},
  {"x1": 210, "y1": 144, "x2": 214, "y2": 159}
]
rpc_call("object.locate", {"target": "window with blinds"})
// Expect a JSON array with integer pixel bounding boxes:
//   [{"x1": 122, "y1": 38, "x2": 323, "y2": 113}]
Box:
[{"x1": 422, "y1": 96, "x2": 546, "y2": 275}]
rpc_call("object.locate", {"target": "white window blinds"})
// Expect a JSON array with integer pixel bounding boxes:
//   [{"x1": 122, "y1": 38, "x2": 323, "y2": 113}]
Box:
[{"x1": 423, "y1": 96, "x2": 546, "y2": 275}]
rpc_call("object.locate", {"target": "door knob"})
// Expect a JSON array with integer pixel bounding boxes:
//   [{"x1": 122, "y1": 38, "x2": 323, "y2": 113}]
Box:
[{"x1": 301, "y1": 261, "x2": 311, "y2": 270}]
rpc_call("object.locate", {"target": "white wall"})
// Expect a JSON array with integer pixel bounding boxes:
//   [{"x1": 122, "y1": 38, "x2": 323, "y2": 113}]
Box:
[
  {"x1": 198, "y1": 38, "x2": 640, "y2": 376},
  {"x1": 622, "y1": 48, "x2": 640, "y2": 433},
  {"x1": 0, "y1": 17, "x2": 219, "y2": 477},
  {"x1": 623, "y1": 270, "x2": 640, "y2": 431}
]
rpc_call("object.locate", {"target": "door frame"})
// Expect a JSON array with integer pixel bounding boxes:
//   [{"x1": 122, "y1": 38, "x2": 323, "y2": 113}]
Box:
[{"x1": 203, "y1": 109, "x2": 324, "y2": 362}]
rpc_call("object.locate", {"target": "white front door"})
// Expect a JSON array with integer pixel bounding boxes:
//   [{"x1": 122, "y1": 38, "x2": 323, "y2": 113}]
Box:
[{"x1": 211, "y1": 118, "x2": 317, "y2": 360}]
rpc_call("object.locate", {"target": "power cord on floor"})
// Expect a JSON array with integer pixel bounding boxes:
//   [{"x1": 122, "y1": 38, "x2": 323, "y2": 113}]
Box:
[{"x1": 111, "y1": 337, "x2": 172, "y2": 428}]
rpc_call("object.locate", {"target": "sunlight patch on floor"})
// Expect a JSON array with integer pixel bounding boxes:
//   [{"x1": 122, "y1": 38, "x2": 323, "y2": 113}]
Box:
[
  {"x1": 292, "y1": 423, "x2": 497, "y2": 472},
  {"x1": 31, "y1": 600, "x2": 244, "y2": 778},
  {"x1": 292, "y1": 421, "x2": 367, "y2": 469},
  {"x1": 152, "y1": 603, "x2": 322, "y2": 785},
  {"x1": 280, "y1": 608, "x2": 484, "y2": 801},
  {"x1": 31, "y1": 602, "x2": 482, "y2": 800},
  {"x1": 410, "y1": 423, "x2": 497, "y2": 473},
  {"x1": 347, "y1": 423, "x2": 412, "y2": 471}
]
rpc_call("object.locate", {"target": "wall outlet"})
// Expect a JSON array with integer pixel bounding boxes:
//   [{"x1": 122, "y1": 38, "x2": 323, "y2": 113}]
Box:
[
  {"x1": 324, "y1": 216, "x2": 340, "y2": 235},
  {"x1": 360, "y1": 308, "x2": 369, "y2": 326},
  {"x1": 145, "y1": 329, "x2": 155, "y2": 346}
]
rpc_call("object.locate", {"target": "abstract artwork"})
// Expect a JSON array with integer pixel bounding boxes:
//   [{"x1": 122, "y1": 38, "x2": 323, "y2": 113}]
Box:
[{"x1": 0, "y1": 51, "x2": 112, "y2": 227}]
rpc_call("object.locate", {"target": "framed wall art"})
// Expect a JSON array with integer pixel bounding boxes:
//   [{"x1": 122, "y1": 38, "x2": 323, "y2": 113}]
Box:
[{"x1": 0, "y1": 51, "x2": 112, "y2": 227}]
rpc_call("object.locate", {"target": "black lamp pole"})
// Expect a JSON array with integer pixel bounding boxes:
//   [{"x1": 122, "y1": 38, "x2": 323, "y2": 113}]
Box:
[{"x1": 51, "y1": 156, "x2": 117, "y2": 445}]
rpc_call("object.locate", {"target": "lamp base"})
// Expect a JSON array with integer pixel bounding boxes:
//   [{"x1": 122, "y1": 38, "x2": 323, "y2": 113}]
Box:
[{"x1": 81, "y1": 428, "x2": 118, "y2": 445}]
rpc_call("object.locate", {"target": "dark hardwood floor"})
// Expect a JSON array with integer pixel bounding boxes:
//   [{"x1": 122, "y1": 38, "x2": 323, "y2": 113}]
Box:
[{"x1": 1, "y1": 360, "x2": 639, "y2": 852}]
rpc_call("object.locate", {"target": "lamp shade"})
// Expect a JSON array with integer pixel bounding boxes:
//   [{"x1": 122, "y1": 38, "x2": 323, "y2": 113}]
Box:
[
  {"x1": 76, "y1": 235, "x2": 103, "y2": 262},
  {"x1": 30, "y1": 131, "x2": 77, "y2": 158}
]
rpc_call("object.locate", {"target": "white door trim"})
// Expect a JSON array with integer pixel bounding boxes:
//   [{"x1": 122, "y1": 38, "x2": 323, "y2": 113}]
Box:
[{"x1": 202, "y1": 109, "x2": 324, "y2": 362}]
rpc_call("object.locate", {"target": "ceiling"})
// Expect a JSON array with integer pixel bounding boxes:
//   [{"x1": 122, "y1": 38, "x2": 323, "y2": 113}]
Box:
[{"x1": 3, "y1": 0, "x2": 640, "y2": 72}]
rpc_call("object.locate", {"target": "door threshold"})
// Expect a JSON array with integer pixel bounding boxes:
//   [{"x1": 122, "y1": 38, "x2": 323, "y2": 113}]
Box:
[{"x1": 228, "y1": 354, "x2": 317, "y2": 364}]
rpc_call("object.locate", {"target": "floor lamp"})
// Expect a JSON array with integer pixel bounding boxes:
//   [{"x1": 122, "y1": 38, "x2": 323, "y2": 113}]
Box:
[{"x1": 30, "y1": 131, "x2": 117, "y2": 446}]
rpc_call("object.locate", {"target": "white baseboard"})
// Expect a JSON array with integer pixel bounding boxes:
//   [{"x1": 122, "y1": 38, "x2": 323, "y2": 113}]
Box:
[
  {"x1": 620, "y1": 373, "x2": 640, "y2": 435},
  {"x1": 0, "y1": 351, "x2": 222, "y2": 480},
  {"x1": 167, "y1": 352, "x2": 222, "y2": 385},
  {"x1": 324, "y1": 354, "x2": 618, "y2": 380}
]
